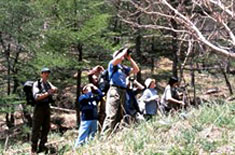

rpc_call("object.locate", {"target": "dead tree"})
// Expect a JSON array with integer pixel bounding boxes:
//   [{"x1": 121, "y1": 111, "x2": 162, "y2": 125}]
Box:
[{"x1": 114, "y1": 0, "x2": 235, "y2": 59}]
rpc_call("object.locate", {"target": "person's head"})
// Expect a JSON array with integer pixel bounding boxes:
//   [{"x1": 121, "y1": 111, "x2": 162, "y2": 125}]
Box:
[
  {"x1": 145, "y1": 78, "x2": 156, "y2": 89},
  {"x1": 82, "y1": 84, "x2": 92, "y2": 94},
  {"x1": 112, "y1": 48, "x2": 129, "y2": 62},
  {"x1": 126, "y1": 76, "x2": 135, "y2": 89},
  {"x1": 40, "y1": 67, "x2": 51, "y2": 81},
  {"x1": 91, "y1": 74, "x2": 99, "y2": 85},
  {"x1": 168, "y1": 77, "x2": 179, "y2": 87}
]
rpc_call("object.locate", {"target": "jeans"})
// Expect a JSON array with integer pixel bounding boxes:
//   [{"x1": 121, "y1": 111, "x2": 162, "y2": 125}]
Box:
[{"x1": 74, "y1": 120, "x2": 97, "y2": 148}]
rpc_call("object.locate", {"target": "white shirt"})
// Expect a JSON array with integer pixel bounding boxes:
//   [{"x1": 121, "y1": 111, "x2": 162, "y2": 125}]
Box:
[
  {"x1": 33, "y1": 79, "x2": 56, "y2": 100},
  {"x1": 160, "y1": 85, "x2": 172, "y2": 106}
]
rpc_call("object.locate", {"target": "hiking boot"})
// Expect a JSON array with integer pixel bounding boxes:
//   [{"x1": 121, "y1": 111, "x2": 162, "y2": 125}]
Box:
[
  {"x1": 31, "y1": 151, "x2": 37, "y2": 155},
  {"x1": 38, "y1": 145, "x2": 48, "y2": 153},
  {"x1": 31, "y1": 145, "x2": 37, "y2": 155}
]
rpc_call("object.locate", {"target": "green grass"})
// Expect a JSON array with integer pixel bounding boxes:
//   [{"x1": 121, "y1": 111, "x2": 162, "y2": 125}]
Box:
[
  {"x1": 69, "y1": 102, "x2": 235, "y2": 155},
  {"x1": 2, "y1": 101, "x2": 235, "y2": 155}
]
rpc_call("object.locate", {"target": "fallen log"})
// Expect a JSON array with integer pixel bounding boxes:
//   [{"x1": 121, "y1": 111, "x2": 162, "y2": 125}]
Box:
[
  {"x1": 205, "y1": 88, "x2": 220, "y2": 94},
  {"x1": 50, "y1": 106, "x2": 76, "y2": 113}
]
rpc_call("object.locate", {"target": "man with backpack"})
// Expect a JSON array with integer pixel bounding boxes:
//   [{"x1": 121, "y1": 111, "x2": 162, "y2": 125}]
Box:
[
  {"x1": 31, "y1": 67, "x2": 57, "y2": 154},
  {"x1": 101, "y1": 48, "x2": 139, "y2": 135}
]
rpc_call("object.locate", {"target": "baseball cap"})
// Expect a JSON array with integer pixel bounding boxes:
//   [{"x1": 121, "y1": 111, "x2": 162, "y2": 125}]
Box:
[{"x1": 41, "y1": 67, "x2": 51, "y2": 73}]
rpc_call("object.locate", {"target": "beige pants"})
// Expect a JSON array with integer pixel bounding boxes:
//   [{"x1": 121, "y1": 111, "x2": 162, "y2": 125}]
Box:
[{"x1": 101, "y1": 86, "x2": 126, "y2": 135}]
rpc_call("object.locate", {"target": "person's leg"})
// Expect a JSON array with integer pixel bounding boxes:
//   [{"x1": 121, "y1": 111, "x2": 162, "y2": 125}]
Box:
[
  {"x1": 101, "y1": 87, "x2": 121, "y2": 135},
  {"x1": 74, "y1": 121, "x2": 90, "y2": 148},
  {"x1": 98, "y1": 99, "x2": 106, "y2": 131},
  {"x1": 39, "y1": 107, "x2": 50, "y2": 152},
  {"x1": 118, "y1": 89, "x2": 126, "y2": 122},
  {"x1": 89, "y1": 120, "x2": 98, "y2": 140},
  {"x1": 31, "y1": 106, "x2": 44, "y2": 153}
]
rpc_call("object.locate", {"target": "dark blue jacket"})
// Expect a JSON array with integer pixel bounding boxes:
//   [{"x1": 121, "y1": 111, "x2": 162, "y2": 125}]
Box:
[
  {"x1": 79, "y1": 89, "x2": 103, "y2": 121},
  {"x1": 125, "y1": 89, "x2": 141, "y2": 116}
]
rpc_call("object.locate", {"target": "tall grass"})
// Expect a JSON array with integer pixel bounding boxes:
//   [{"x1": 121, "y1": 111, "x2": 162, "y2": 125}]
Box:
[
  {"x1": 67, "y1": 102, "x2": 235, "y2": 155},
  {"x1": 3, "y1": 101, "x2": 234, "y2": 154}
]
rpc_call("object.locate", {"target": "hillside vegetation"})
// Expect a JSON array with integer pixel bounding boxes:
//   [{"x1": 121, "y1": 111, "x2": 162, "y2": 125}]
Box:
[
  {"x1": 64, "y1": 101, "x2": 234, "y2": 155},
  {"x1": 1, "y1": 63, "x2": 235, "y2": 155},
  {"x1": 4, "y1": 101, "x2": 232, "y2": 155}
]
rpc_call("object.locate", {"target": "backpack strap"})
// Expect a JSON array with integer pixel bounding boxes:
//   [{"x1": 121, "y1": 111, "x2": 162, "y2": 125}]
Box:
[
  {"x1": 37, "y1": 79, "x2": 42, "y2": 92},
  {"x1": 110, "y1": 65, "x2": 118, "y2": 80}
]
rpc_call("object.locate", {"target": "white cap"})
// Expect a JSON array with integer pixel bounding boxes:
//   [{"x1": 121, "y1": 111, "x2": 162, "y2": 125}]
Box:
[{"x1": 145, "y1": 78, "x2": 155, "y2": 88}]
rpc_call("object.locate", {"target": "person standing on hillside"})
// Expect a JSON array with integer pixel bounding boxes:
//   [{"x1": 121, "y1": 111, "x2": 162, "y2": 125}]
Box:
[
  {"x1": 31, "y1": 67, "x2": 57, "y2": 154},
  {"x1": 101, "y1": 48, "x2": 139, "y2": 135}
]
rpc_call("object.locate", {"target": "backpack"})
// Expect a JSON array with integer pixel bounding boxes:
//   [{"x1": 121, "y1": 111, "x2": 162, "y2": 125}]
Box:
[
  {"x1": 98, "y1": 67, "x2": 118, "y2": 94},
  {"x1": 98, "y1": 70, "x2": 110, "y2": 94},
  {"x1": 23, "y1": 79, "x2": 41, "y2": 106}
]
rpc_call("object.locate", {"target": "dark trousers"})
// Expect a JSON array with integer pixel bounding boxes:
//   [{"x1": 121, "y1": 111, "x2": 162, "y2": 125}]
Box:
[{"x1": 31, "y1": 104, "x2": 50, "y2": 151}]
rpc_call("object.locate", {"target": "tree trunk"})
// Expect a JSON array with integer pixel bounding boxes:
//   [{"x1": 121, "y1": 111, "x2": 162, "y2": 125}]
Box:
[
  {"x1": 75, "y1": 44, "x2": 83, "y2": 127},
  {"x1": 12, "y1": 47, "x2": 21, "y2": 93},
  {"x1": 151, "y1": 37, "x2": 155, "y2": 74},
  {"x1": 190, "y1": 65, "x2": 196, "y2": 104},
  {"x1": 5, "y1": 44, "x2": 14, "y2": 128},
  {"x1": 220, "y1": 64, "x2": 233, "y2": 95},
  {"x1": 171, "y1": 19, "x2": 178, "y2": 78},
  {"x1": 135, "y1": 10, "x2": 142, "y2": 82},
  {"x1": 6, "y1": 44, "x2": 11, "y2": 95}
]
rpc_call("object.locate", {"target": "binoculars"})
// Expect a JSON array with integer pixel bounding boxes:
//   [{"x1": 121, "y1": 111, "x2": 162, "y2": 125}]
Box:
[
  {"x1": 129, "y1": 76, "x2": 135, "y2": 81},
  {"x1": 127, "y1": 49, "x2": 132, "y2": 55}
]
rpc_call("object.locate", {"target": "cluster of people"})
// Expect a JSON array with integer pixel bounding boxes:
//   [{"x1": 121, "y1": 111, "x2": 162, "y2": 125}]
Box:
[
  {"x1": 30, "y1": 48, "x2": 185, "y2": 154},
  {"x1": 73, "y1": 48, "x2": 186, "y2": 148}
]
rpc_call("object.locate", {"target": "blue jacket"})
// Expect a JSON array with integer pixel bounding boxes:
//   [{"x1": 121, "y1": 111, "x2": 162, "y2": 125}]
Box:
[{"x1": 79, "y1": 89, "x2": 103, "y2": 121}]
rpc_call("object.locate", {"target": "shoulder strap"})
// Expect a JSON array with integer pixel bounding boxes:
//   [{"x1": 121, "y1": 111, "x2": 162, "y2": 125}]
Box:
[
  {"x1": 37, "y1": 79, "x2": 42, "y2": 92},
  {"x1": 110, "y1": 65, "x2": 118, "y2": 79}
]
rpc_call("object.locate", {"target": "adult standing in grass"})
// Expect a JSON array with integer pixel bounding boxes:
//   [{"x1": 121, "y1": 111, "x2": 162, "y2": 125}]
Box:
[
  {"x1": 31, "y1": 67, "x2": 57, "y2": 154},
  {"x1": 160, "y1": 77, "x2": 185, "y2": 114},
  {"x1": 101, "y1": 47, "x2": 139, "y2": 135}
]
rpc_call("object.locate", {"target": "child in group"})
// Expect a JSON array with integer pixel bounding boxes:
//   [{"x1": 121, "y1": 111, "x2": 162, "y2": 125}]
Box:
[
  {"x1": 74, "y1": 83, "x2": 103, "y2": 148},
  {"x1": 138, "y1": 78, "x2": 159, "y2": 120}
]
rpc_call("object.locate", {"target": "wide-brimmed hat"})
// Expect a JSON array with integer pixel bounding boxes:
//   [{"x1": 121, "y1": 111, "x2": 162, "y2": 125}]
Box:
[
  {"x1": 112, "y1": 47, "x2": 128, "y2": 58},
  {"x1": 41, "y1": 67, "x2": 51, "y2": 73},
  {"x1": 145, "y1": 78, "x2": 155, "y2": 88}
]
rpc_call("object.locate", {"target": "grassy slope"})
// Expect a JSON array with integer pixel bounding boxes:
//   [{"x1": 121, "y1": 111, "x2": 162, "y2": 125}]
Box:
[
  {"x1": 1, "y1": 59, "x2": 234, "y2": 154},
  {"x1": 58, "y1": 102, "x2": 235, "y2": 155},
  {"x1": 2, "y1": 102, "x2": 234, "y2": 155}
]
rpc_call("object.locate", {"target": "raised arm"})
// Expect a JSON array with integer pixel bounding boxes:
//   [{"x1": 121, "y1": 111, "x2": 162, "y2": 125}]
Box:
[{"x1": 111, "y1": 48, "x2": 128, "y2": 66}]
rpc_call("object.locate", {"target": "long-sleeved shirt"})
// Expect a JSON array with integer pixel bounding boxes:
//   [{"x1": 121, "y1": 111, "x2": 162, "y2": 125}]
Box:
[
  {"x1": 139, "y1": 88, "x2": 158, "y2": 115},
  {"x1": 79, "y1": 89, "x2": 103, "y2": 121},
  {"x1": 32, "y1": 79, "x2": 56, "y2": 106}
]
